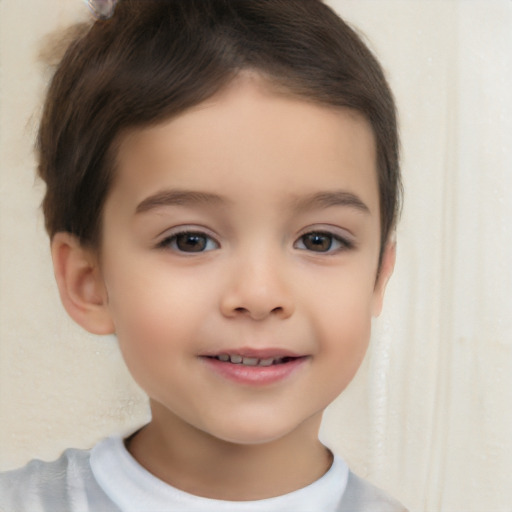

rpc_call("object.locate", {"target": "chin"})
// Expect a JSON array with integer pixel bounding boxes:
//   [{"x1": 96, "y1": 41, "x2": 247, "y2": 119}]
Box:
[
  {"x1": 216, "y1": 428, "x2": 289, "y2": 446},
  {"x1": 203, "y1": 412, "x2": 320, "y2": 447}
]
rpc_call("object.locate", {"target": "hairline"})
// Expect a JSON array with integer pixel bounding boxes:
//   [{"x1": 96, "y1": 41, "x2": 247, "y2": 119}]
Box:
[{"x1": 91, "y1": 70, "x2": 386, "y2": 245}]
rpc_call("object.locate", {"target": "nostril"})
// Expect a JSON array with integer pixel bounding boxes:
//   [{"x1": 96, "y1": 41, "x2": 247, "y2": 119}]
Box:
[
  {"x1": 234, "y1": 306, "x2": 283, "y2": 316},
  {"x1": 221, "y1": 291, "x2": 294, "y2": 320}
]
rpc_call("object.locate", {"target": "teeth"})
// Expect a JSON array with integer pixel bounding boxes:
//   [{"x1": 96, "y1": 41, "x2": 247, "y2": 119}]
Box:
[
  {"x1": 242, "y1": 357, "x2": 259, "y2": 366},
  {"x1": 214, "y1": 354, "x2": 289, "y2": 366}
]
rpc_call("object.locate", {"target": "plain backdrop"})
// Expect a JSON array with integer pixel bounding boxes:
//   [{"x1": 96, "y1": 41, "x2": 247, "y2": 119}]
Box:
[{"x1": 1, "y1": 1, "x2": 511, "y2": 511}]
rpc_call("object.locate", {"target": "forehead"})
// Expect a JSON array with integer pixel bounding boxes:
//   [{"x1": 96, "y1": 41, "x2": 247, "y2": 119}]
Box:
[{"x1": 110, "y1": 75, "x2": 379, "y2": 216}]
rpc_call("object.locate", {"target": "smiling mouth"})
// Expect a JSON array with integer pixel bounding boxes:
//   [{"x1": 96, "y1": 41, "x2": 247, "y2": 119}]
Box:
[
  {"x1": 206, "y1": 354, "x2": 300, "y2": 367},
  {"x1": 201, "y1": 352, "x2": 308, "y2": 385}
]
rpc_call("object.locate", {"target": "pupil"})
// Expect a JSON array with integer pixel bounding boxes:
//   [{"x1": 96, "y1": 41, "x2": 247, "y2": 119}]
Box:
[
  {"x1": 177, "y1": 233, "x2": 206, "y2": 252},
  {"x1": 305, "y1": 233, "x2": 331, "y2": 252}
]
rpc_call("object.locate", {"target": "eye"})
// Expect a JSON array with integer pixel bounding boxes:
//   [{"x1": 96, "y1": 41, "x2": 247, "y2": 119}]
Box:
[
  {"x1": 159, "y1": 231, "x2": 219, "y2": 253},
  {"x1": 294, "y1": 231, "x2": 352, "y2": 253}
]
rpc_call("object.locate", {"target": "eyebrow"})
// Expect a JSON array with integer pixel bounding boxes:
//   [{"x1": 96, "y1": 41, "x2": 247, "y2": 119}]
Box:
[
  {"x1": 291, "y1": 191, "x2": 371, "y2": 215},
  {"x1": 135, "y1": 189, "x2": 228, "y2": 214},
  {"x1": 135, "y1": 188, "x2": 370, "y2": 215}
]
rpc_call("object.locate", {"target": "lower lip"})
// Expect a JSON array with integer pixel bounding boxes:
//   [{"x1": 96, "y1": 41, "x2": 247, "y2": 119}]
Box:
[{"x1": 201, "y1": 357, "x2": 308, "y2": 386}]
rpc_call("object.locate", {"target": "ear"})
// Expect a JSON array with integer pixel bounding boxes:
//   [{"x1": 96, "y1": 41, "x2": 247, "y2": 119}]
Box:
[
  {"x1": 371, "y1": 238, "x2": 396, "y2": 317},
  {"x1": 51, "y1": 232, "x2": 115, "y2": 335}
]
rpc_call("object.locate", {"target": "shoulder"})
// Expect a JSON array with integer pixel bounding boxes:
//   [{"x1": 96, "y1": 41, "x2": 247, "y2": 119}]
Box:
[
  {"x1": 0, "y1": 445, "x2": 119, "y2": 512},
  {"x1": 338, "y1": 470, "x2": 408, "y2": 512}
]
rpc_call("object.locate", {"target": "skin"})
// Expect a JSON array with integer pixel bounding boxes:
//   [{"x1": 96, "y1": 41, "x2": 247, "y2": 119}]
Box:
[{"x1": 52, "y1": 74, "x2": 395, "y2": 501}]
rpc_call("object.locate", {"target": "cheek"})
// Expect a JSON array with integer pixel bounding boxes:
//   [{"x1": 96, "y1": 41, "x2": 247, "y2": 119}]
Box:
[
  {"x1": 103, "y1": 263, "x2": 212, "y2": 365},
  {"x1": 312, "y1": 267, "x2": 376, "y2": 335},
  {"x1": 306, "y1": 273, "x2": 375, "y2": 387},
  {"x1": 314, "y1": 311, "x2": 371, "y2": 406},
  {"x1": 320, "y1": 302, "x2": 371, "y2": 367},
  {"x1": 106, "y1": 284, "x2": 204, "y2": 403}
]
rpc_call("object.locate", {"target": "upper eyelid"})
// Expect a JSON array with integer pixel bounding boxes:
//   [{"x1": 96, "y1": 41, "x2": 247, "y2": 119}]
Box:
[
  {"x1": 156, "y1": 230, "x2": 220, "y2": 254},
  {"x1": 156, "y1": 225, "x2": 219, "y2": 242},
  {"x1": 296, "y1": 224, "x2": 355, "y2": 241},
  {"x1": 154, "y1": 224, "x2": 355, "y2": 246},
  {"x1": 296, "y1": 232, "x2": 353, "y2": 246},
  {"x1": 294, "y1": 226, "x2": 357, "y2": 252}
]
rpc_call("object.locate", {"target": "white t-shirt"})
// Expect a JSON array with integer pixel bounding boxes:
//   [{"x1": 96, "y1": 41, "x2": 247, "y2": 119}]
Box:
[{"x1": 0, "y1": 436, "x2": 407, "y2": 512}]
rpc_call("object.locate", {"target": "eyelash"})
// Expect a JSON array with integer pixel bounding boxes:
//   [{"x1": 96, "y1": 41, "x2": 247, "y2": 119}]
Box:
[
  {"x1": 293, "y1": 230, "x2": 354, "y2": 254},
  {"x1": 157, "y1": 230, "x2": 219, "y2": 253},
  {"x1": 157, "y1": 229, "x2": 354, "y2": 254}
]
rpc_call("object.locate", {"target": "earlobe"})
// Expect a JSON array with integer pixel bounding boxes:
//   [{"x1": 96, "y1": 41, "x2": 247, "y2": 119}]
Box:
[
  {"x1": 371, "y1": 239, "x2": 396, "y2": 317},
  {"x1": 51, "y1": 232, "x2": 115, "y2": 335}
]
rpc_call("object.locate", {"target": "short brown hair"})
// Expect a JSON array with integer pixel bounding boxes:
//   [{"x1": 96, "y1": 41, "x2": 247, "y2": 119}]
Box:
[{"x1": 38, "y1": 0, "x2": 401, "y2": 257}]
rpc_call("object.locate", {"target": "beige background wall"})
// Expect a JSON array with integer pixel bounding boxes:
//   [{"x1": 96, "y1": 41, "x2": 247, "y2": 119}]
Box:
[{"x1": 1, "y1": 1, "x2": 511, "y2": 511}]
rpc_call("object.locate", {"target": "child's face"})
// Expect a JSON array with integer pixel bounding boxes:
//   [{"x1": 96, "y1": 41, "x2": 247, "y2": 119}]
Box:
[{"x1": 97, "y1": 76, "x2": 394, "y2": 445}]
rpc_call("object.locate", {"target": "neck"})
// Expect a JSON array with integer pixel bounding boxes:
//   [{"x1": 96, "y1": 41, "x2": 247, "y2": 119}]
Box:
[{"x1": 126, "y1": 401, "x2": 332, "y2": 501}]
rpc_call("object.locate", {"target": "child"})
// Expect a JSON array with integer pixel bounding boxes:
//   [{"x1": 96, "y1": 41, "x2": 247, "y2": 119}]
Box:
[{"x1": 0, "y1": 0, "x2": 406, "y2": 510}]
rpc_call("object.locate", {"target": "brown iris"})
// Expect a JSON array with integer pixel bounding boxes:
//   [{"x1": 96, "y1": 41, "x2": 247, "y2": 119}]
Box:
[
  {"x1": 301, "y1": 232, "x2": 334, "y2": 252},
  {"x1": 175, "y1": 233, "x2": 208, "y2": 252}
]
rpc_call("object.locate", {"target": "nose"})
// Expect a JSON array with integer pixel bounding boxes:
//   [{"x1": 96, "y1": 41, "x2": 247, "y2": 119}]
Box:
[{"x1": 219, "y1": 250, "x2": 295, "y2": 321}]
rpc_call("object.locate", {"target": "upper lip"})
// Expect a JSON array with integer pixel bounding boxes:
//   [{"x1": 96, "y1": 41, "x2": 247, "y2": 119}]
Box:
[{"x1": 200, "y1": 347, "x2": 305, "y2": 359}]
